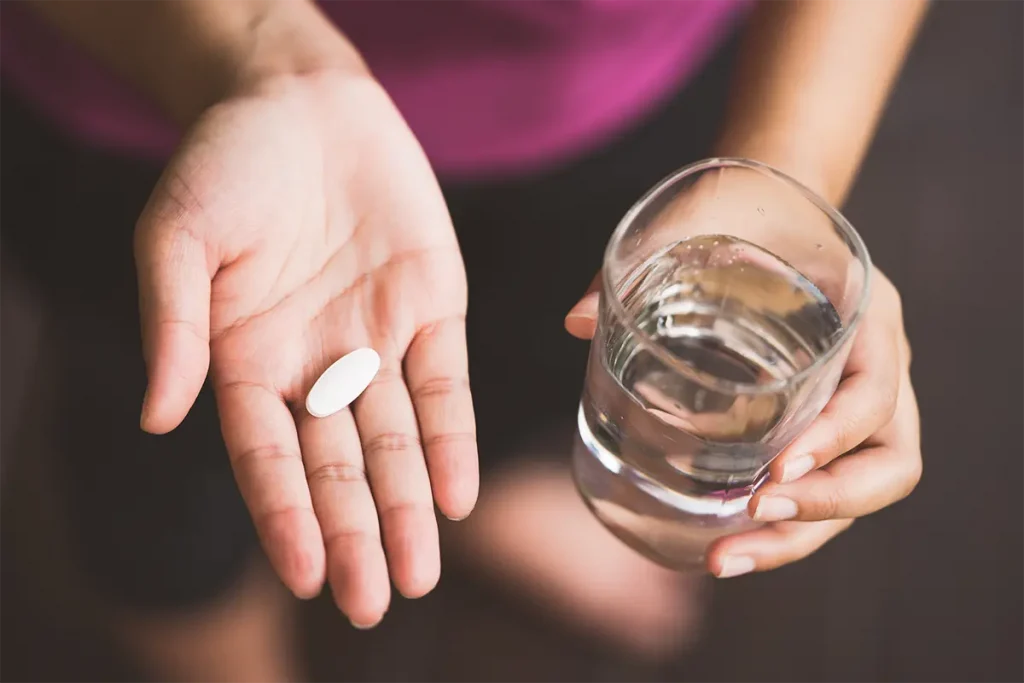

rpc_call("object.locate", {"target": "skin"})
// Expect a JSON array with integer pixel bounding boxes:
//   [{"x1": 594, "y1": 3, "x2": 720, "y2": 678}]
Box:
[
  {"x1": 28, "y1": 0, "x2": 927, "y2": 628},
  {"x1": 566, "y1": 0, "x2": 928, "y2": 578}
]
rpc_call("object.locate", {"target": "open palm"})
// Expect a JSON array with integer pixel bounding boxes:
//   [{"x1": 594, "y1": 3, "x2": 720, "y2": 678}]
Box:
[{"x1": 135, "y1": 74, "x2": 477, "y2": 627}]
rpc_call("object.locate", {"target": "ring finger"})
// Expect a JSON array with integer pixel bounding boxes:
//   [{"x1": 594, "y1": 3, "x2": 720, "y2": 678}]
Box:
[{"x1": 750, "y1": 372, "x2": 921, "y2": 523}]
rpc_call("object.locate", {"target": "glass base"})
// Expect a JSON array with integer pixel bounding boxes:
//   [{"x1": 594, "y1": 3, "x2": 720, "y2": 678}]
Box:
[{"x1": 571, "y1": 408, "x2": 763, "y2": 571}]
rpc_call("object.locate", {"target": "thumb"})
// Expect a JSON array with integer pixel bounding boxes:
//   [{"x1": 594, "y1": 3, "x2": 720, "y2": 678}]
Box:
[
  {"x1": 564, "y1": 272, "x2": 601, "y2": 340},
  {"x1": 135, "y1": 215, "x2": 212, "y2": 435}
]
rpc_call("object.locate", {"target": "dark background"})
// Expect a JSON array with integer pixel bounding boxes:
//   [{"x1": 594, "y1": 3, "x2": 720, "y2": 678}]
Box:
[{"x1": 2, "y1": 2, "x2": 1021, "y2": 681}]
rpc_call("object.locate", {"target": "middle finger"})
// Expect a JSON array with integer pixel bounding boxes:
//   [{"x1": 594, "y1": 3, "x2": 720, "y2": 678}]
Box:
[{"x1": 751, "y1": 372, "x2": 922, "y2": 522}]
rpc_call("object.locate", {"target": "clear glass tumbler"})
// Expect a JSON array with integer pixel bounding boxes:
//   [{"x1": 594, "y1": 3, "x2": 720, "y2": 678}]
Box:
[{"x1": 573, "y1": 158, "x2": 872, "y2": 569}]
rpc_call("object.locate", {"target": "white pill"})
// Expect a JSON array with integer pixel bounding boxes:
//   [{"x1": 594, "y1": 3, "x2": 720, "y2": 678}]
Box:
[{"x1": 305, "y1": 347, "x2": 381, "y2": 418}]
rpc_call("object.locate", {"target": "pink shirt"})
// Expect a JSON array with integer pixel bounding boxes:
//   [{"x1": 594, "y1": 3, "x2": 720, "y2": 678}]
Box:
[{"x1": 0, "y1": 1, "x2": 747, "y2": 177}]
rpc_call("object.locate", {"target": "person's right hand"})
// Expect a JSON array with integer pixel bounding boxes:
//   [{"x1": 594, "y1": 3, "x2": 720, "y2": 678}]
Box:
[{"x1": 135, "y1": 69, "x2": 478, "y2": 628}]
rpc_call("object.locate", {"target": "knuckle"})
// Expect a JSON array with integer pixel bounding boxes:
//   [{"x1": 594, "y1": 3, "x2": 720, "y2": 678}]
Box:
[
  {"x1": 411, "y1": 376, "x2": 470, "y2": 402},
  {"x1": 889, "y1": 285, "x2": 904, "y2": 318},
  {"x1": 423, "y1": 431, "x2": 477, "y2": 449},
  {"x1": 306, "y1": 463, "x2": 366, "y2": 486},
  {"x1": 232, "y1": 444, "x2": 300, "y2": 470},
  {"x1": 902, "y1": 333, "x2": 913, "y2": 369},
  {"x1": 898, "y1": 456, "x2": 923, "y2": 500},
  {"x1": 162, "y1": 317, "x2": 211, "y2": 345},
  {"x1": 417, "y1": 314, "x2": 466, "y2": 339},
  {"x1": 877, "y1": 380, "x2": 900, "y2": 425},
  {"x1": 371, "y1": 365, "x2": 404, "y2": 387},
  {"x1": 826, "y1": 414, "x2": 856, "y2": 458},
  {"x1": 322, "y1": 526, "x2": 379, "y2": 548},
  {"x1": 819, "y1": 484, "x2": 846, "y2": 519},
  {"x1": 363, "y1": 432, "x2": 421, "y2": 458},
  {"x1": 253, "y1": 504, "x2": 314, "y2": 530},
  {"x1": 876, "y1": 271, "x2": 903, "y2": 315},
  {"x1": 378, "y1": 500, "x2": 432, "y2": 523}
]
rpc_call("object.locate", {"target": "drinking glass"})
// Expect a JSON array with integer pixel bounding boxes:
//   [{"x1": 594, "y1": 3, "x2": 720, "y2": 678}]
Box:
[{"x1": 572, "y1": 158, "x2": 872, "y2": 569}]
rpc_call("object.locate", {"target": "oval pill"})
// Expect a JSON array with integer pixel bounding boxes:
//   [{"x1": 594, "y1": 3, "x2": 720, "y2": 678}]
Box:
[{"x1": 305, "y1": 347, "x2": 381, "y2": 418}]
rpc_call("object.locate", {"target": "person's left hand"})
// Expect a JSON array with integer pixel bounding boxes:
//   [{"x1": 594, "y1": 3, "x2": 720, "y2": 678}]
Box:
[{"x1": 565, "y1": 267, "x2": 921, "y2": 578}]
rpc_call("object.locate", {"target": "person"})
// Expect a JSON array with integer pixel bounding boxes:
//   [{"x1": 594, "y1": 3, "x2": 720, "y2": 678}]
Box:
[{"x1": 0, "y1": 0, "x2": 926, "y2": 679}]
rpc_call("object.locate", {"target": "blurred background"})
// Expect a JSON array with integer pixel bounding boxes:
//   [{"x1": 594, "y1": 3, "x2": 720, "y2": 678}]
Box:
[{"x1": 1, "y1": 2, "x2": 1021, "y2": 681}]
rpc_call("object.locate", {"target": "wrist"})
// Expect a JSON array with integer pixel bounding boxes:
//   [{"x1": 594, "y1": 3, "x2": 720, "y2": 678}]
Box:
[
  {"x1": 176, "y1": 0, "x2": 370, "y2": 124},
  {"x1": 713, "y1": 129, "x2": 840, "y2": 207},
  {"x1": 227, "y1": 2, "x2": 369, "y2": 97}
]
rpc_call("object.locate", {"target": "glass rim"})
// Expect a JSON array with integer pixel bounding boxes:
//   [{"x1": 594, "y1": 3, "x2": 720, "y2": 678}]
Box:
[{"x1": 600, "y1": 157, "x2": 873, "y2": 396}]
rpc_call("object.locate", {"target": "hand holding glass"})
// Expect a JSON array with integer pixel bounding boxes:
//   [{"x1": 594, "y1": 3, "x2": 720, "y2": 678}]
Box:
[{"x1": 573, "y1": 158, "x2": 871, "y2": 569}]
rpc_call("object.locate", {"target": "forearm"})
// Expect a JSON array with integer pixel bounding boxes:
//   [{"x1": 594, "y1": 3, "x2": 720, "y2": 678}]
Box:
[
  {"x1": 26, "y1": 0, "x2": 366, "y2": 125},
  {"x1": 715, "y1": 0, "x2": 928, "y2": 205}
]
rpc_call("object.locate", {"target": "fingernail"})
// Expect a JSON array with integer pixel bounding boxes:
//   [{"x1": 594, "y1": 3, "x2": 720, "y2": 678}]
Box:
[
  {"x1": 753, "y1": 496, "x2": 798, "y2": 522},
  {"x1": 780, "y1": 454, "x2": 816, "y2": 483},
  {"x1": 565, "y1": 310, "x2": 595, "y2": 323},
  {"x1": 716, "y1": 555, "x2": 755, "y2": 578},
  {"x1": 564, "y1": 312, "x2": 597, "y2": 338}
]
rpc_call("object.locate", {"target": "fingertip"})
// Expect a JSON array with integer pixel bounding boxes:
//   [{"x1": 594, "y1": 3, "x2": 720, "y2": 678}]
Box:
[
  {"x1": 261, "y1": 510, "x2": 327, "y2": 600},
  {"x1": 139, "y1": 397, "x2": 162, "y2": 434},
  {"x1": 139, "y1": 335, "x2": 210, "y2": 434},
  {"x1": 344, "y1": 593, "x2": 390, "y2": 630},
  {"x1": 394, "y1": 532, "x2": 440, "y2": 600},
  {"x1": 327, "y1": 535, "x2": 391, "y2": 626},
  {"x1": 442, "y1": 503, "x2": 476, "y2": 523},
  {"x1": 440, "y1": 494, "x2": 477, "y2": 522},
  {"x1": 379, "y1": 502, "x2": 441, "y2": 600},
  {"x1": 139, "y1": 412, "x2": 185, "y2": 437},
  {"x1": 564, "y1": 313, "x2": 598, "y2": 339},
  {"x1": 704, "y1": 542, "x2": 733, "y2": 578},
  {"x1": 291, "y1": 573, "x2": 325, "y2": 600},
  {"x1": 746, "y1": 491, "x2": 760, "y2": 519},
  {"x1": 139, "y1": 379, "x2": 205, "y2": 435},
  {"x1": 397, "y1": 561, "x2": 440, "y2": 599},
  {"x1": 565, "y1": 292, "x2": 600, "y2": 339},
  {"x1": 285, "y1": 545, "x2": 327, "y2": 600},
  {"x1": 350, "y1": 615, "x2": 385, "y2": 631},
  {"x1": 714, "y1": 555, "x2": 757, "y2": 579},
  {"x1": 434, "y1": 454, "x2": 479, "y2": 522},
  {"x1": 139, "y1": 391, "x2": 185, "y2": 435}
]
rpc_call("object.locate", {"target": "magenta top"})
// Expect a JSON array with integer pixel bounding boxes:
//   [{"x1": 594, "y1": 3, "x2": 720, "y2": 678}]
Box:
[{"x1": 0, "y1": 1, "x2": 747, "y2": 177}]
